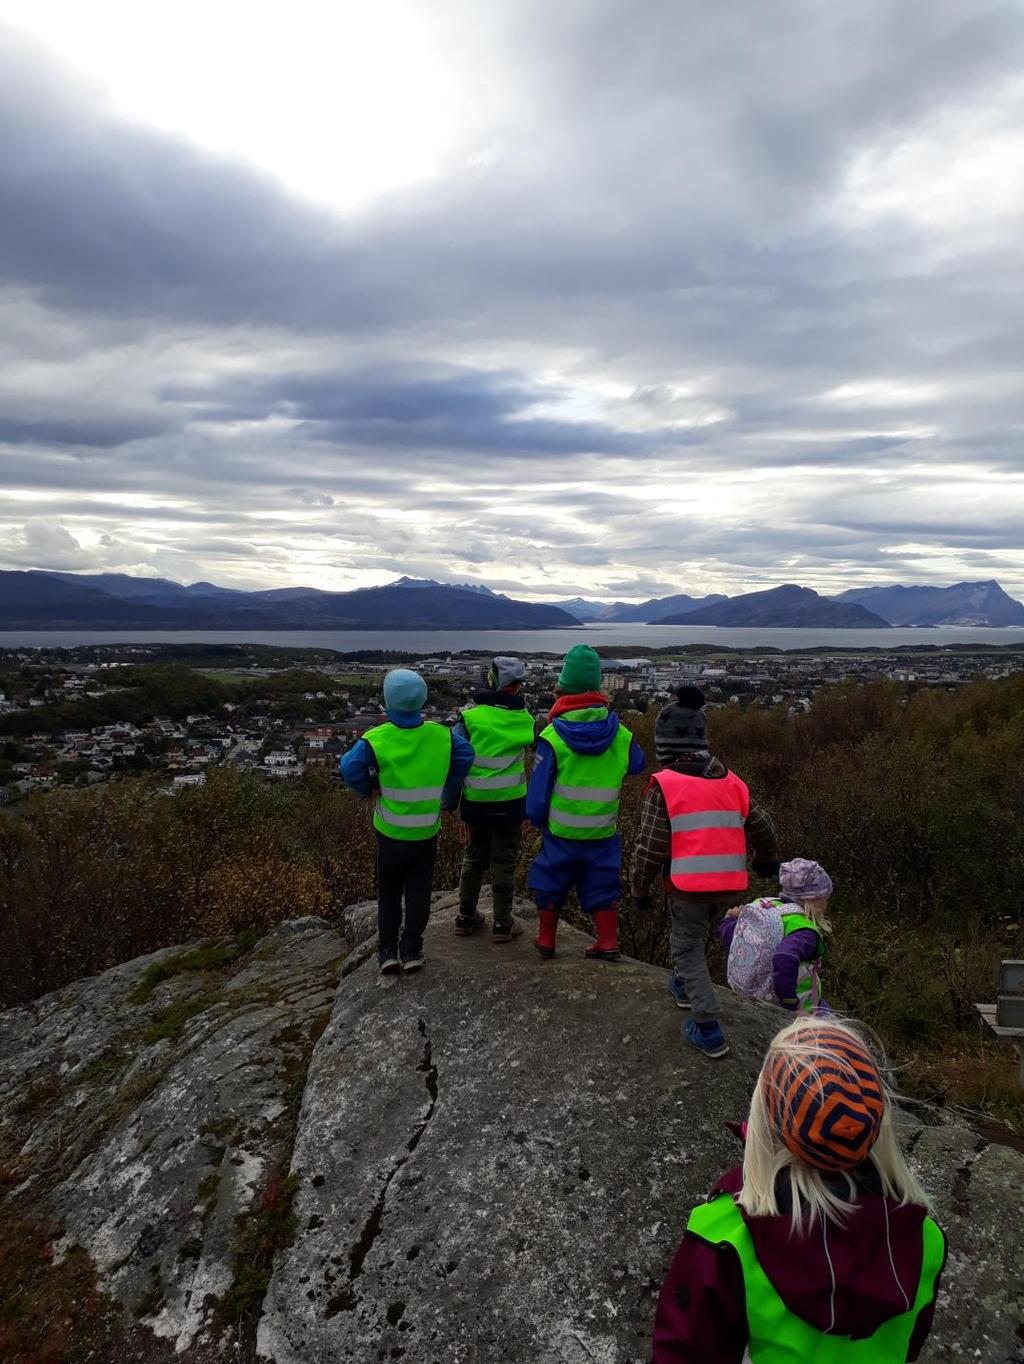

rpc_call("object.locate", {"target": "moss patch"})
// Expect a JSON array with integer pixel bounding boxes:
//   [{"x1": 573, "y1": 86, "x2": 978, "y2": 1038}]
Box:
[
  {"x1": 103, "y1": 1062, "x2": 172, "y2": 1133},
  {"x1": 214, "y1": 1170, "x2": 299, "y2": 1333},
  {"x1": 12, "y1": 1072, "x2": 62, "y2": 1120},
  {"x1": 128, "y1": 929, "x2": 261, "y2": 1005},
  {"x1": 132, "y1": 1264, "x2": 165, "y2": 1320},
  {"x1": 0, "y1": 1206, "x2": 127, "y2": 1363},
  {"x1": 215, "y1": 1001, "x2": 330, "y2": 1352},
  {"x1": 200, "y1": 1115, "x2": 239, "y2": 1143},
  {"x1": 143, "y1": 992, "x2": 220, "y2": 1045}
]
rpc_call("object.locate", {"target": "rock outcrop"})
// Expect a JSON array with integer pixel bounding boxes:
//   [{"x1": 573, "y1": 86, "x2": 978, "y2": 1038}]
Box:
[{"x1": 1, "y1": 893, "x2": 1021, "y2": 1363}]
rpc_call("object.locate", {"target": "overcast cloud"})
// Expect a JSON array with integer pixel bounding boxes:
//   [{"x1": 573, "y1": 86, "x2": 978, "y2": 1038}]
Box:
[{"x1": 2, "y1": 1, "x2": 1024, "y2": 600}]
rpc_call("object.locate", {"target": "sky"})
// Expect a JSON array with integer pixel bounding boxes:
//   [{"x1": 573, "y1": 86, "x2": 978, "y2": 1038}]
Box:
[{"x1": 2, "y1": 0, "x2": 1024, "y2": 604}]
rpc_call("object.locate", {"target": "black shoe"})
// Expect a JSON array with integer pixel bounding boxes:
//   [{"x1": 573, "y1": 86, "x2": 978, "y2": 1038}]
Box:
[
  {"x1": 378, "y1": 955, "x2": 401, "y2": 976},
  {"x1": 492, "y1": 918, "x2": 523, "y2": 943},
  {"x1": 454, "y1": 912, "x2": 485, "y2": 937}
]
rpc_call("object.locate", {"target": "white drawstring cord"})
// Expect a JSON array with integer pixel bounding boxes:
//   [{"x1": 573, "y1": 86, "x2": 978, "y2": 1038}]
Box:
[
  {"x1": 821, "y1": 1218, "x2": 838, "y2": 1333},
  {"x1": 882, "y1": 1197, "x2": 911, "y2": 1313}
]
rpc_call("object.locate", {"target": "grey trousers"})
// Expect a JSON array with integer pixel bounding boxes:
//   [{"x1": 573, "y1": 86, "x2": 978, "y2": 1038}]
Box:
[{"x1": 668, "y1": 892, "x2": 737, "y2": 1023}]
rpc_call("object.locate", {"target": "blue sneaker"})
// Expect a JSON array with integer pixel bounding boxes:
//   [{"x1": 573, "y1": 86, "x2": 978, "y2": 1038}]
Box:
[
  {"x1": 668, "y1": 975, "x2": 691, "y2": 1010},
  {"x1": 684, "y1": 1017, "x2": 730, "y2": 1059}
]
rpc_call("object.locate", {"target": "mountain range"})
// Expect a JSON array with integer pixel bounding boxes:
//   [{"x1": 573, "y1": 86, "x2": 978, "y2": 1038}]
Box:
[
  {"x1": 658, "y1": 584, "x2": 889, "y2": 628},
  {"x1": 0, "y1": 572, "x2": 575, "y2": 630},
  {"x1": 0, "y1": 571, "x2": 1022, "y2": 631},
  {"x1": 549, "y1": 579, "x2": 1024, "y2": 628},
  {"x1": 834, "y1": 580, "x2": 1024, "y2": 627},
  {"x1": 549, "y1": 593, "x2": 728, "y2": 622}
]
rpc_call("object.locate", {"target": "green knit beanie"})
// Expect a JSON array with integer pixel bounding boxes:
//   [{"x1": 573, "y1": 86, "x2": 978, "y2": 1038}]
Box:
[{"x1": 558, "y1": 644, "x2": 602, "y2": 693}]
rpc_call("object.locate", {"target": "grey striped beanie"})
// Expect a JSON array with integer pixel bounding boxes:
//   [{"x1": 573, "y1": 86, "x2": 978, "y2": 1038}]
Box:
[{"x1": 655, "y1": 685, "x2": 708, "y2": 762}]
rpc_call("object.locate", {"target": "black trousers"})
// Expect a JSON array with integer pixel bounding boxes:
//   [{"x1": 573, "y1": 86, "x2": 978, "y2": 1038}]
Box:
[{"x1": 376, "y1": 832, "x2": 438, "y2": 960}]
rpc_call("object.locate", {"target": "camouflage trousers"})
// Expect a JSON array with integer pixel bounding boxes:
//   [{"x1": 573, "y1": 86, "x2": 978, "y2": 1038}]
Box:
[{"x1": 458, "y1": 819, "x2": 523, "y2": 922}]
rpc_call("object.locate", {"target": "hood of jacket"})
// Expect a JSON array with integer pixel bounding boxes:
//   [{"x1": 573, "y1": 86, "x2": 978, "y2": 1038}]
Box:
[
  {"x1": 384, "y1": 709, "x2": 423, "y2": 728},
  {"x1": 660, "y1": 752, "x2": 725, "y2": 779},
  {"x1": 713, "y1": 1166, "x2": 932, "y2": 1338},
  {"x1": 548, "y1": 692, "x2": 621, "y2": 756},
  {"x1": 471, "y1": 688, "x2": 527, "y2": 710}
]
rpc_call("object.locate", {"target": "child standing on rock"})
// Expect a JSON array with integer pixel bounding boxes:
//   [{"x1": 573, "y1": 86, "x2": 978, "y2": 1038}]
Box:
[
  {"x1": 720, "y1": 858, "x2": 834, "y2": 1014},
  {"x1": 630, "y1": 687, "x2": 779, "y2": 1060},
  {"x1": 526, "y1": 644, "x2": 645, "y2": 962},
  {"x1": 341, "y1": 669, "x2": 474, "y2": 976},
  {"x1": 447, "y1": 656, "x2": 536, "y2": 943},
  {"x1": 653, "y1": 1016, "x2": 946, "y2": 1362}
]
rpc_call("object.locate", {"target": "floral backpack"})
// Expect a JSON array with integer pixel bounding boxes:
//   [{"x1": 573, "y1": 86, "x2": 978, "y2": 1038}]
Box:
[{"x1": 726, "y1": 897, "x2": 789, "y2": 1001}]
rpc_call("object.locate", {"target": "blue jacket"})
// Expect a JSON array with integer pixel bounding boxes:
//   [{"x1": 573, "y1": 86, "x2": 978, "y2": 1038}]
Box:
[
  {"x1": 340, "y1": 710, "x2": 475, "y2": 811},
  {"x1": 526, "y1": 701, "x2": 645, "y2": 829}
]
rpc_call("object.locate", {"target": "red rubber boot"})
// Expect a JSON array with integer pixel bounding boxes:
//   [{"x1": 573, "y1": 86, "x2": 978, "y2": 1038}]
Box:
[
  {"x1": 534, "y1": 906, "x2": 558, "y2": 959},
  {"x1": 585, "y1": 907, "x2": 621, "y2": 961}
]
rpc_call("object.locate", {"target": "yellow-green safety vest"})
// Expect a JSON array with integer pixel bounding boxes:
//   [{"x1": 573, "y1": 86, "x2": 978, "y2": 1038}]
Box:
[
  {"x1": 779, "y1": 908, "x2": 824, "y2": 1013},
  {"x1": 541, "y1": 712, "x2": 633, "y2": 840},
  {"x1": 687, "y1": 1193, "x2": 945, "y2": 1363},
  {"x1": 363, "y1": 721, "x2": 452, "y2": 841},
  {"x1": 461, "y1": 704, "x2": 535, "y2": 803}
]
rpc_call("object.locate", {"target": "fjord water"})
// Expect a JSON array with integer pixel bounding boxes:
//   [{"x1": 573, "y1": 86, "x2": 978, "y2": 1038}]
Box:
[{"x1": 3, "y1": 623, "x2": 1024, "y2": 651}]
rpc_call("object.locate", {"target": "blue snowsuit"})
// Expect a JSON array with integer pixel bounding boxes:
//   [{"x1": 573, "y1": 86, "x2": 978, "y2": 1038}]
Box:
[{"x1": 526, "y1": 700, "x2": 645, "y2": 914}]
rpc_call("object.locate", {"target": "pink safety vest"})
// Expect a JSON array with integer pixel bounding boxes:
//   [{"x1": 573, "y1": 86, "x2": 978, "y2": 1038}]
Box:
[{"x1": 653, "y1": 768, "x2": 751, "y2": 893}]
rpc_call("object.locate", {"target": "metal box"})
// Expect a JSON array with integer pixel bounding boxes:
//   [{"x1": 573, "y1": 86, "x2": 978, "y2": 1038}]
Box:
[
  {"x1": 999, "y1": 961, "x2": 1024, "y2": 996},
  {"x1": 996, "y1": 994, "x2": 1024, "y2": 1029}
]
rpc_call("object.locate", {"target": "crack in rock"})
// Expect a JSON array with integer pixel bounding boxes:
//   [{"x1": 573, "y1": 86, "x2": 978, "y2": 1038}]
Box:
[
  {"x1": 344, "y1": 1017, "x2": 439, "y2": 1296},
  {"x1": 905, "y1": 1127, "x2": 924, "y2": 1157},
  {"x1": 952, "y1": 1137, "x2": 989, "y2": 1219}
]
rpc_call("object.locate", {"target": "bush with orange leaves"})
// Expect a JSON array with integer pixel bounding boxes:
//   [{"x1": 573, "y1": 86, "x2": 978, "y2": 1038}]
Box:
[{"x1": 0, "y1": 763, "x2": 480, "y2": 1008}]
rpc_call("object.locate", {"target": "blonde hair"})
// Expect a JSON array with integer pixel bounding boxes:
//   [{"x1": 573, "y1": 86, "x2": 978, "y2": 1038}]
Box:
[
  {"x1": 736, "y1": 1016, "x2": 929, "y2": 1233},
  {"x1": 790, "y1": 894, "x2": 833, "y2": 934}
]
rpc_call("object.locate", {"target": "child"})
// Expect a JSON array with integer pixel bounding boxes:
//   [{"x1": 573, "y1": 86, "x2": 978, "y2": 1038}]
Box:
[
  {"x1": 447, "y1": 656, "x2": 535, "y2": 943},
  {"x1": 340, "y1": 669, "x2": 474, "y2": 975},
  {"x1": 653, "y1": 1016, "x2": 946, "y2": 1362},
  {"x1": 630, "y1": 687, "x2": 780, "y2": 1059},
  {"x1": 526, "y1": 644, "x2": 645, "y2": 961},
  {"x1": 721, "y1": 858, "x2": 833, "y2": 1014}
]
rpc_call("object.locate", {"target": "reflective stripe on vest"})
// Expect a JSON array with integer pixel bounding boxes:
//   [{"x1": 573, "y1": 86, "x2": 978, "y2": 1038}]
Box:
[
  {"x1": 653, "y1": 768, "x2": 751, "y2": 893},
  {"x1": 363, "y1": 721, "x2": 452, "y2": 841},
  {"x1": 461, "y1": 704, "x2": 535, "y2": 803},
  {"x1": 541, "y1": 718, "x2": 633, "y2": 841},
  {"x1": 687, "y1": 1194, "x2": 945, "y2": 1363}
]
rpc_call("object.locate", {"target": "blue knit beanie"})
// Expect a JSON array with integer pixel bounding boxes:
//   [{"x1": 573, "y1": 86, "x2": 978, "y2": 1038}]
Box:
[{"x1": 383, "y1": 668, "x2": 427, "y2": 714}]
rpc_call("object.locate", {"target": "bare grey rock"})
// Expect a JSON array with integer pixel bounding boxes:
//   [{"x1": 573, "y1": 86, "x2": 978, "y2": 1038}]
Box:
[
  {"x1": 2, "y1": 892, "x2": 1022, "y2": 1363},
  {"x1": 256, "y1": 897, "x2": 792, "y2": 1363},
  {"x1": 909, "y1": 1126, "x2": 1024, "y2": 1363}
]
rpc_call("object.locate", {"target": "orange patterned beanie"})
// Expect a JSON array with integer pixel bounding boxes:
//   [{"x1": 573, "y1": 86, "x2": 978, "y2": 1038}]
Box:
[{"x1": 763, "y1": 1027, "x2": 885, "y2": 1172}]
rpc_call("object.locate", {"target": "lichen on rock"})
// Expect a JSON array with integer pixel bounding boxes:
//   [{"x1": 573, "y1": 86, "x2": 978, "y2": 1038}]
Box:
[{"x1": 0, "y1": 915, "x2": 344, "y2": 1360}]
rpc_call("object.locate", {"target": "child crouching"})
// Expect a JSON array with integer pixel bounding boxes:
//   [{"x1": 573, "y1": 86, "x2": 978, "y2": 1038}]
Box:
[
  {"x1": 652, "y1": 1016, "x2": 945, "y2": 1362},
  {"x1": 721, "y1": 857, "x2": 834, "y2": 1013}
]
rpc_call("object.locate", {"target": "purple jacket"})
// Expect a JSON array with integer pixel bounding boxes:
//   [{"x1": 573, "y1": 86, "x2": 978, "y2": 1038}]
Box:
[
  {"x1": 652, "y1": 1165, "x2": 944, "y2": 1363},
  {"x1": 718, "y1": 911, "x2": 821, "y2": 1011}
]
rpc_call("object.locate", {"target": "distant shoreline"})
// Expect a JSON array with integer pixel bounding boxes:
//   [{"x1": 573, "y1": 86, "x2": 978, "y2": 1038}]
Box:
[{"x1": 4, "y1": 626, "x2": 1024, "y2": 659}]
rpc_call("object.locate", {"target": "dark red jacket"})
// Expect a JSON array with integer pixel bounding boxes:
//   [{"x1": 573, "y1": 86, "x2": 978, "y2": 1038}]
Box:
[{"x1": 652, "y1": 1165, "x2": 945, "y2": 1363}]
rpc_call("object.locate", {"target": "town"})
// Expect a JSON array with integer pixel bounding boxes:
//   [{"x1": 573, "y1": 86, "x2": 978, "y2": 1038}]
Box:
[{"x1": 1, "y1": 641, "x2": 1022, "y2": 801}]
